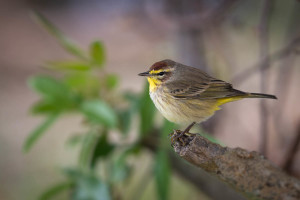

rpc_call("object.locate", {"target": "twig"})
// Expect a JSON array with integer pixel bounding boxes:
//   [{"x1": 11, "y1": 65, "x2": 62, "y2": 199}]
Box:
[
  {"x1": 283, "y1": 123, "x2": 300, "y2": 175},
  {"x1": 232, "y1": 35, "x2": 300, "y2": 84},
  {"x1": 171, "y1": 132, "x2": 300, "y2": 200},
  {"x1": 257, "y1": 0, "x2": 273, "y2": 155},
  {"x1": 177, "y1": 0, "x2": 240, "y2": 30}
]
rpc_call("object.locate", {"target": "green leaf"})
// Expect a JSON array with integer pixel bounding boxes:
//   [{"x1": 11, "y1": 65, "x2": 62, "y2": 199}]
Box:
[
  {"x1": 111, "y1": 157, "x2": 130, "y2": 183},
  {"x1": 28, "y1": 76, "x2": 75, "y2": 105},
  {"x1": 80, "y1": 100, "x2": 117, "y2": 128},
  {"x1": 47, "y1": 61, "x2": 91, "y2": 71},
  {"x1": 90, "y1": 41, "x2": 105, "y2": 67},
  {"x1": 91, "y1": 132, "x2": 114, "y2": 168},
  {"x1": 32, "y1": 11, "x2": 86, "y2": 60},
  {"x1": 64, "y1": 73, "x2": 100, "y2": 98},
  {"x1": 139, "y1": 82, "x2": 156, "y2": 135},
  {"x1": 74, "y1": 180, "x2": 110, "y2": 200},
  {"x1": 110, "y1": 145, "x2": 140, "y2": 182},
  {"x1": 31, "y1": 100, "x2": 62, "y2": 114},
  {"x1": 23, "y1": 112, "x2": 60, "y2": 152},
  {"x1": 78, "y1": 132, "x2": 98, "y2": 170},
  {"x1": 117, "y1": 92, "x2": 141, "y2": 134},
  {"x1": 154, "y1": 150, "x2": 170, "y2": 200},
  {"x1": 118, "y1": 109, "x2": 132, "y2": 135},
  {"x1": 39, "y1": 181, "x2": 73, "y2": 200},
  {"x1": 105, "y1": 74, "x2": 119, "y2": 89},
  {"x1": 64, "y1": 169, "x2": 111, "y2": 200}
]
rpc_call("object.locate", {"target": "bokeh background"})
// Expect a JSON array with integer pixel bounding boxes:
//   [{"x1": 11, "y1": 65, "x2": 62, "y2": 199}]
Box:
[{"x1": 0, "y1": 0, "x2": 299, "y2": 200}]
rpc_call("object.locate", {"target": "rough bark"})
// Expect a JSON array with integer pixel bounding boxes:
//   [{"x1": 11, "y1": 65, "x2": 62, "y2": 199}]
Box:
[
  {"x1": 142, "y1": 132, "x2": 246, "y2": 200},
  {"x1": 170, "y1": 131, "x2": 300, "y2": 200}
]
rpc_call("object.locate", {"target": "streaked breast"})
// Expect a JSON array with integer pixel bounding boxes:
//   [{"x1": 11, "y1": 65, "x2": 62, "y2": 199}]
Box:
[{"x1": 149, "y1": 89, "x2": 218, "y2": 125}]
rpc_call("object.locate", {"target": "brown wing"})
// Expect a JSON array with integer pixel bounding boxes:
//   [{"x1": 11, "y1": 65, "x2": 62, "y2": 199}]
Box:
[
  {"x1": 165, "y1": 80, "x2": 209, "y2": 98},
  {"x1": 166, "y1": 78, "x2": 246, "y2": 99}
]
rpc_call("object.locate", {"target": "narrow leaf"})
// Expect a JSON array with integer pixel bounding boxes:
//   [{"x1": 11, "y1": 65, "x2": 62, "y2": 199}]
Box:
[
  {"x1": 30, "y1": 100, "x2": 62, "y2": 114},
  {"x1": 23, "y1": 112, "x2": 60, "y2": 152},
  {"x1": 110, "y1": 146, "x2": 139, "y2": 182},
  {"x1": 78, "y1": 132, "x2": 98, "y2": 169},
  {"x1": 47, "y1": 61, "x2": 90, "y2": 71},
  {"x1": 91, "y1": 132, "x2": 114, "y2": 168},
  {"x1": 28, "y1": 76, "x2": 73, "y2": 103},
  {"x1": 90, "y1": 41, "x2": 105, "y2": 67},
  {"x1": 39, "y1": 181, "x2": 73, "y2": 200},
  {"x1": 111, "y1": 158, "x2": 130, "y2": 183},
  {"x1": 118, "y1": 109, "x2": 132, "y2": 135},
  {"x1": 118, "y1": 92, "x2": 141, "y2": 134},
  {"x1": 32, "y1": 11, "x2": 86, "y2": 60}
]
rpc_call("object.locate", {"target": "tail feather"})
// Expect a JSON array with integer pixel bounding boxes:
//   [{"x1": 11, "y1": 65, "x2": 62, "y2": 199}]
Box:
[
  {"x1": 247, "y1": 93, "x2": 277, "y2": 99},
  {"x1": 216, "y1": 92, "x2": 277, "y2": 106}
]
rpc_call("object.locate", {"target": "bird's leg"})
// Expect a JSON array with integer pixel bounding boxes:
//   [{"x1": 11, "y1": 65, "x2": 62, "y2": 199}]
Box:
[
  {"x1": 178, "y1": 122, "x2": 196, "y2": 138},
  {"x1": 170, "y1": 122, "x2": 196, "y2": 144}
]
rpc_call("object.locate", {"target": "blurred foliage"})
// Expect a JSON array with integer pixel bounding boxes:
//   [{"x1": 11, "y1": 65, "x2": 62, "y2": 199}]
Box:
[{"x1": 25, "y1": 11, "x2": 177, "y2": 200}]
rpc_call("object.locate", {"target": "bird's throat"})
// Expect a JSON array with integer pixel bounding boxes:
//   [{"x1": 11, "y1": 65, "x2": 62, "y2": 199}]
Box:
[{"x1": 147, "y1": 77, "x2": 161, "y2": 92}]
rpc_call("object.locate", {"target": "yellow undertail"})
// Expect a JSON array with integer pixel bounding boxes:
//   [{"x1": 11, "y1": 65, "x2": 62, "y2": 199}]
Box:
[
  {"x1": 214, "y1": 92, "x2": 276, "y2": 111},
  {"x1": 217, "y1": 96, "x2": 243, "y2": 106},
  {"x1": 214, "y1": 96, "x2": 243, "y2": 111}
]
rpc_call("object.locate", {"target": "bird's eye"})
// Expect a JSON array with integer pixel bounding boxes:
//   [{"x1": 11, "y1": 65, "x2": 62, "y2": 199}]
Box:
[{"x1": 157, "y1": 72, "x2": 165, "y2": 76}]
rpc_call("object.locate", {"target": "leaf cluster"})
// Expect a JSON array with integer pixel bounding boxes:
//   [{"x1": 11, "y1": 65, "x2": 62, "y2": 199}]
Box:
[{"x1": 26, "y1": 11, "x2": 176, "y2": 200}]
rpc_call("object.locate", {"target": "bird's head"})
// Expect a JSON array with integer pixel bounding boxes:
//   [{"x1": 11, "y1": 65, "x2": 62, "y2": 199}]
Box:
[{"x1": 138, "y1": 59, "x2": 176, "y2": 91}]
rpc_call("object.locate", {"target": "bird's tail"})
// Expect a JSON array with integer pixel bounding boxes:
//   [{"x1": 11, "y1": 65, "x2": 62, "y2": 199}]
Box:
[
  {"x1": 247, "y1": 93, "x2": 277, "y2": 99},
  {"x1": 215, "y1": 91, "x2": 277, "y2": 107}
]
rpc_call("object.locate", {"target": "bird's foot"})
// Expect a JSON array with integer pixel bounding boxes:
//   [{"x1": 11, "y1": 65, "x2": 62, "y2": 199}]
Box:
[
  {"x1": 169, "y1": 130, "x2": 196, "y2": 147},
  {"x1": 169, "y1": 122, "x2": 197, "y2": 147}
]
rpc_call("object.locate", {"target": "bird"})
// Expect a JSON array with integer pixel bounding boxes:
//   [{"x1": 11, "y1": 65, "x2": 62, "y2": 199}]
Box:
[{"x1": 138, "y1": 59, "x2": 277, "y2": 138}]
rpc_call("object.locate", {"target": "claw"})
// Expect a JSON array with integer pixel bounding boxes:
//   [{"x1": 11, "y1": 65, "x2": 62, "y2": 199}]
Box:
[
  {"x1": 170, "y1": 130, "x2": 178, "y2": 144},
  {"x1": 175, "y1": 122, "x2": 196, "y2": 140},
  {"x1": 178, "y1": 137, "x2": 186, "y2": 146},
  {"x1": 169, "y1": 122, "x2": 197, "y2": 146},
  {"x1": 168, "y1": 130, "x2": 177, "y2": 139}
]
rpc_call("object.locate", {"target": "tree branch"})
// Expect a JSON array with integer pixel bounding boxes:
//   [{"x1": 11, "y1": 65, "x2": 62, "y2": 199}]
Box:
[
  {"x1": 142, "y1": 131, "x2": 246, "y2": 200},
  {"x1": 171, "y1": 132, "x2": 300, "y2": 200}
]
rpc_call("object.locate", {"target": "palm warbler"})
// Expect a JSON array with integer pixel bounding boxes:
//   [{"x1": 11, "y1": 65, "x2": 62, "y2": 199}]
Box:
[{"x1": 138, "y1": 59, "x2": 277, "y2": 136}]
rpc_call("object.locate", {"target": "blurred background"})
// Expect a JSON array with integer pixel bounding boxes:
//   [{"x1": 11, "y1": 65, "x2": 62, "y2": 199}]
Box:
[{"x1": 0, "y1": 0, "x2": 299, "y2": 199}]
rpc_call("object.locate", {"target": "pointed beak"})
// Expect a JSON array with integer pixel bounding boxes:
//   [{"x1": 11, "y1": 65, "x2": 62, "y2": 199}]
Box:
[{"x1": 138, "y1": 71, "x2": 151, "y2": 76}]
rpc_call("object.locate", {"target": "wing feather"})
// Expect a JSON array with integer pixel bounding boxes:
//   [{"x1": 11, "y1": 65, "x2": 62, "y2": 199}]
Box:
[{"x1": 165, "y1": 78, "x2": 246, "y2": 99}]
